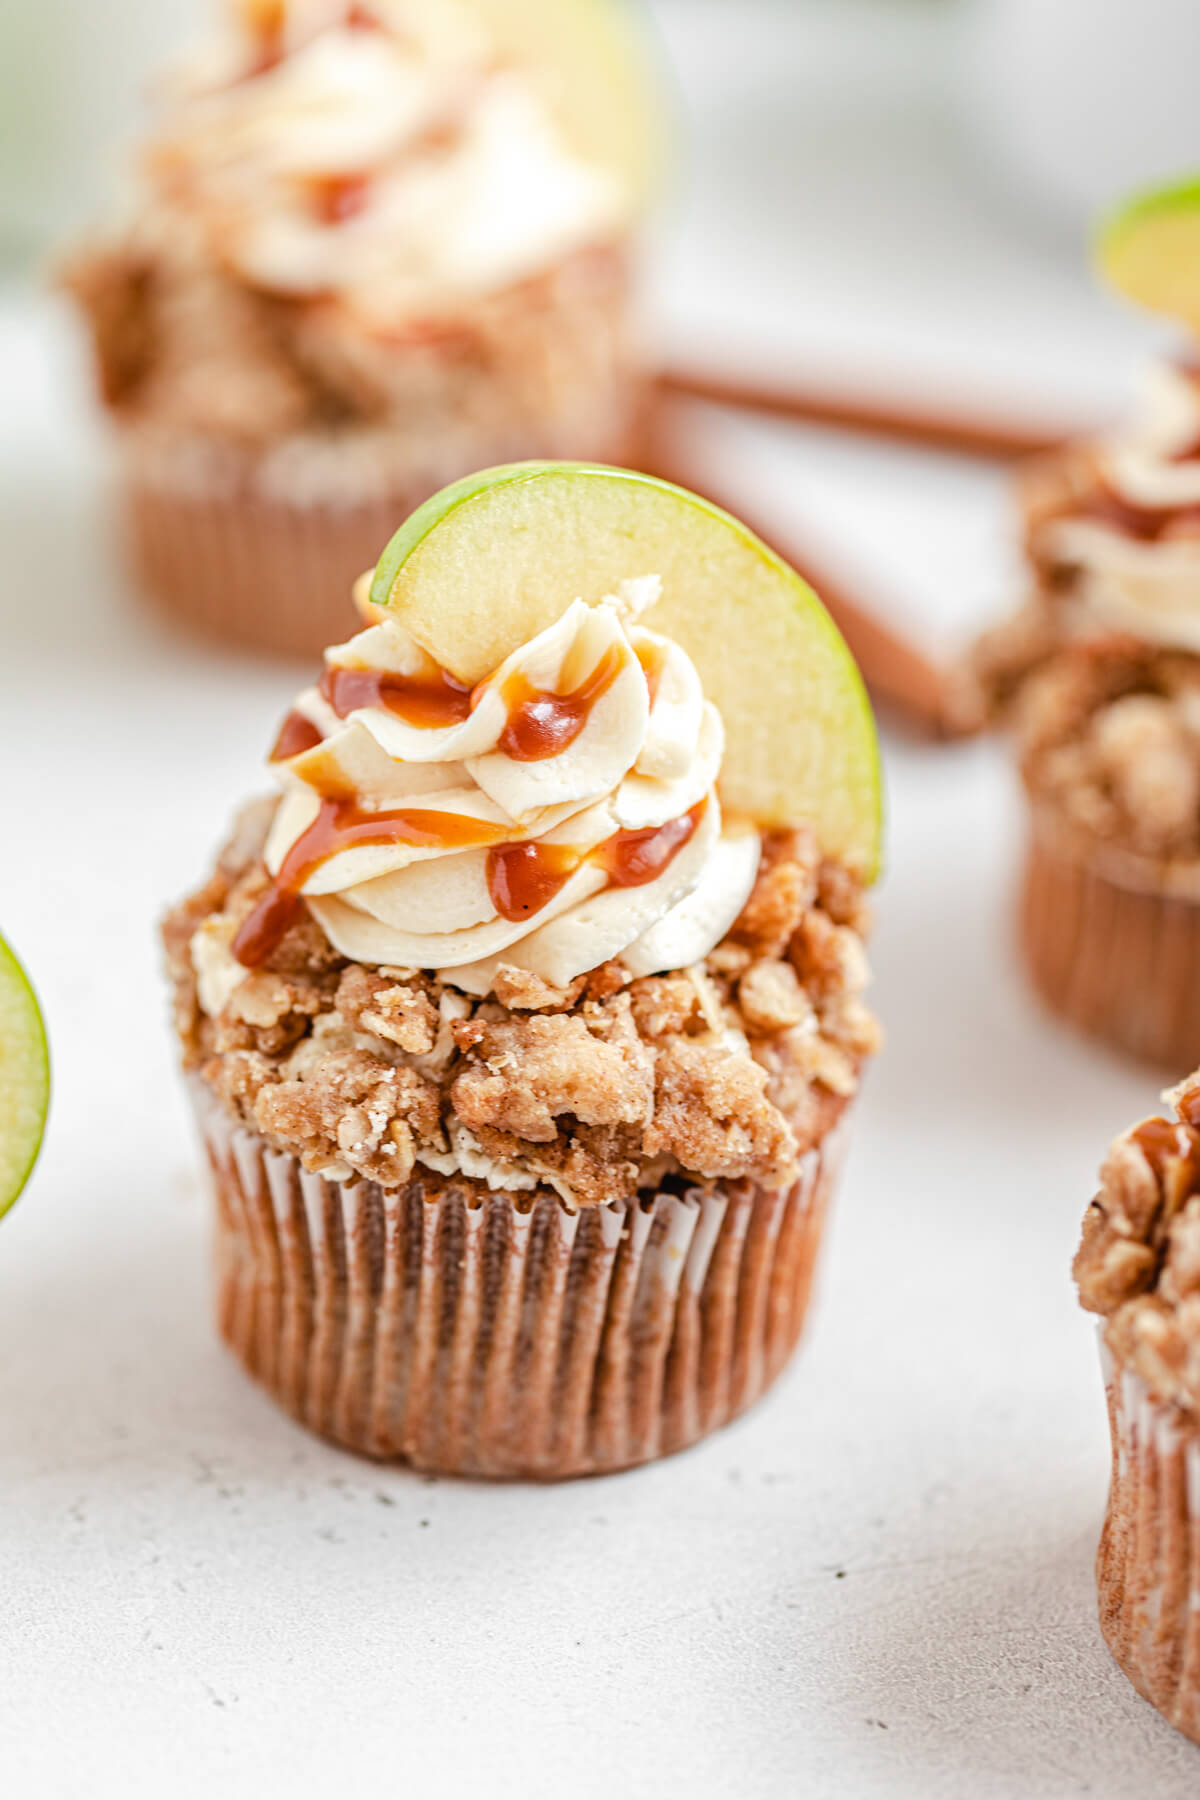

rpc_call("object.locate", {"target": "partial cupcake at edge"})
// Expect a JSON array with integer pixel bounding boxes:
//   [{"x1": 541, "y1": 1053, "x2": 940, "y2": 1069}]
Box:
[
  {"x1": 62, "y1": 0, "x2": 661, "y2": 657},
  {"x1": 970, "y1": 177, "x2": 1200, "y2": 1068},
  {"x1": 1075, "y1": 1074, "x2": 1200, "y2": 1744},
  {"x1": 163, "y1": 461, "x2": 883, "y2": 1478}
]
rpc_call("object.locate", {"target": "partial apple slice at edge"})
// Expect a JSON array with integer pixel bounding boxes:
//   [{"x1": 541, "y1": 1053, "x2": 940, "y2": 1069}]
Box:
[
  {"x1": 370, "y1": 462, "x2": 883, "y2": 880},
  {"x1": 0, "y1": 932, "x2": 50, "y2": 1219},
  {"x1": 1098, "y1": 174, "x2": 1200, "y2": 327}
]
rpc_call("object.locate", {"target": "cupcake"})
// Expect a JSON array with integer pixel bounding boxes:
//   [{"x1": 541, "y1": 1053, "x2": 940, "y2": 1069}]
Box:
[
  {"x1": 967, "y1": 181, "x2": 1200, "y2": 1064},
  {"x1": 1075, "y1": 1071, "x2": 1200, "y2": 1742},
  {"x1": 63, "y1": 0, "x2": 658, "y2": 657},
  {"x1": 163, "y1": 460, "x2": 882, "y2": 1477}
]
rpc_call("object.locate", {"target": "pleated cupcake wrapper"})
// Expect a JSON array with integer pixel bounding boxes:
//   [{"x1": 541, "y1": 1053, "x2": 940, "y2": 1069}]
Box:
[
  {"x1": 125, "y1": 468, "x2": 436, "y2": 659},
  {"x1": 121, "y1": 402, "x2": 645, "y2": 661},
  {"x1": 190, "y1": 1079, "x2": 847, "y2": 1479},
  {"x1": 1020, "y1": 807, "x2": 1200, "y2": 1069},
  {"x1": 1097, "y1": 1339, "x2": 1200, "y2": 1743}
]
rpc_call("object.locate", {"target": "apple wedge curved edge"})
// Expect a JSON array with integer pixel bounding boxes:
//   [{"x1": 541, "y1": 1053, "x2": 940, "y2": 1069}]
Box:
[
  {"x1": 1097, "y1": 173, "x2": 1200, "y2": 325},
  {"x1": 0, "y1": 932, "x2": 50, "y2": 1220},
  {"x1": 370, "y1": 461, "x2": 884, "y2": 883}
]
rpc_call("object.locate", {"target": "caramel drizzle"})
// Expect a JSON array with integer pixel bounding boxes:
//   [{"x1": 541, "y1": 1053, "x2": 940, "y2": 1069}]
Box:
[
  {"x1": 310, "y1": 172, "x2": 372, "y2": 226},
  {"x1": 233, "y1": 799, "x2": 507, "y2": 967},
  {"x1": 486, "y1": 803, "x2": 704, "y2": 923},
  {"x1": 237, "y1": 798, "x2": 706, "y2": 963},
  {"x1": 269, "y1": 710, "x2": 324, "y2": 762},
  {"x1": 243, "y1": 0, "x2": 286, "y2": 75},
  {"x1": 320, "y1": 663, "x2": 474, "y2": 730},
  {"x1": 245, "y1": 636, "x2": 688, "y2": 962},
  {"x1": 497, "y1": 643, "x2": 627, "y2": 762},
  {"x1": 319, "y1": 636, "x2": 651, "y2": 757}
]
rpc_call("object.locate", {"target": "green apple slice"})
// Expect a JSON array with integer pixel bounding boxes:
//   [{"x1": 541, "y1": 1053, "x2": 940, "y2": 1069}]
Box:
[
  {"x1": 370, "y1": 462, "x2": 883, "y2": 879},
  {"x1": 460, "y1": 0, "x2": 669, "y2": 211},
  {"x1": 0, "y1": 933, "x2": 49, "y2": 1219},
  {"x1": 1098, "y1": 175, "x2": 1200, "y2": 326}
]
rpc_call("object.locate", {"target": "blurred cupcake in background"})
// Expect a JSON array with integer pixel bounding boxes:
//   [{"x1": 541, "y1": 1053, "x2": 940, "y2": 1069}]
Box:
[
  {"x1": 971, "y1": 178, "x2": 1200, "y2": 1066},
  {"x1": 62, "y1": 0, "x2": 662, "y2": 656}
]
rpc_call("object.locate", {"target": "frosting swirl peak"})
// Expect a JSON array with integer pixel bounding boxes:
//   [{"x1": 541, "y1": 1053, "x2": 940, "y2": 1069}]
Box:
[
  {"x1": 144, "y1": 0, "x2": 627, "y2": 318},
  {"x1": 245, "y1": 580, "x2": 761, "y2": 993}
]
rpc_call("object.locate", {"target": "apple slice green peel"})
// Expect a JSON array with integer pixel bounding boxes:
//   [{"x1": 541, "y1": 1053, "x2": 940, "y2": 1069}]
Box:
[
  {"x1": 1098, "y1": 175, "x2": 1200, "y2": 328},
  {"x1": 369, "y1": 462, "x2": 883, "y2": 880},
  {"x1": 0, "y1": 932, "x2": 49, "y2": 1218}
]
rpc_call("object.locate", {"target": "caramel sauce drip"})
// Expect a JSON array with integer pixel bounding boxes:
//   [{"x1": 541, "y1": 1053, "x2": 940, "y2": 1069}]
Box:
[
  {"x1": 486, "y1": 803, "x2": 705, "y2": 924},
  {"x1": 635, "y1": 640, "x2": 667, "y2": 709},
  {"x1": 344, "y1": 3, "x2": 380, "y2": 25},
  {"x1": 319, "y1": 663, "x2": 474, "y2": 729},
  {"x1": 269, "y1": 710, "x2": 324, "y2": 762},
  {"x1": 244, "y1": 0, "x2": 286, "y2": 74},
  {"x1": 596, "y1": 804, "x2": 704, "y2": 888},
  {"x1": 487, "y1": 842, "x2": 580, "y2": 922},
  {"x1": 233, "y1": 798, "x2": 505, "y2": 966},
  {"x1": 310, "y1": 172, "x2": 372, "y2": 226},
  {"x1": 497, "y1": 644, "x2": 626, "y2": 762}
]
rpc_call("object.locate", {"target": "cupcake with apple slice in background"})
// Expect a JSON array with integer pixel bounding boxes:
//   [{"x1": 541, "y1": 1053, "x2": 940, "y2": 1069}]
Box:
[
  {"x1": 63, "y1": 0, "x2": 663, "y2": 658},
  {"x1": 163, "y1": 461, "x2": 882, "y2": 1478},
  {"x1": 967, "y1": 177, "x2": 1200, "y2": 1067}
]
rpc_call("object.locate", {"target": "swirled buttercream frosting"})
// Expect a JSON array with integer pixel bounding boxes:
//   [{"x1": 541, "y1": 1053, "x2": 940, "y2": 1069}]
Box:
[
  {"x1": 233, "y1": 578, "x2": 762, "y2": 994},
  {"x1": 1045, "y1": 360, "x2": 1200, "y2": 651},
  {"x1": 142, "y1": 0, "x2": 626, "y2": 318}
]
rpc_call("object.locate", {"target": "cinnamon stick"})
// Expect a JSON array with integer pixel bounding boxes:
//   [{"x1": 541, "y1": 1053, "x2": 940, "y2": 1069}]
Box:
[{"x1": 658, "y1": 365, "x2": 1093, "y2": 462}]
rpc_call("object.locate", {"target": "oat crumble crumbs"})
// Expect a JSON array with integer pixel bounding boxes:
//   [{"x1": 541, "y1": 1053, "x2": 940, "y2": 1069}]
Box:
[
  {"x1": 62, "y1": 224, "x2": 632, "y2": 456},
  {"x1": 1075, "y1": 1069, "x2": 1200, "y2": 1414},
  {"x1": 1018, "y1": 639, "x2": 1200, "y2": 861},
  {"x1": 164, "y1": 802, "x2": 880, "y2": 1205}
]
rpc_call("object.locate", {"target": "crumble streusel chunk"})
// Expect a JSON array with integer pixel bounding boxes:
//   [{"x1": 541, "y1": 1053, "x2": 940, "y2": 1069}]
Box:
[
  {"x1": 1075, "y1": 1070, "x2": 1200, "y2": 1413},
  {"x1": 164, "y1": 804, "x2": 880, "y2": 1205}
]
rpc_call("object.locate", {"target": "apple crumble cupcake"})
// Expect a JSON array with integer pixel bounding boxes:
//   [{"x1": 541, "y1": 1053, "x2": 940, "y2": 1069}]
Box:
[
  {"x1": 64, "y1": 0, "x2": 656, "y2": 656},
  {"x1": 163, "y1": 462, "x2": 882, "y2": 1477},
  {"x1": 966, "y1": 179, "x2": 1200, "y2": 1063},
  {"x1": 1075, "y1": 1072, "x2": 1200, "y2": 1742}
]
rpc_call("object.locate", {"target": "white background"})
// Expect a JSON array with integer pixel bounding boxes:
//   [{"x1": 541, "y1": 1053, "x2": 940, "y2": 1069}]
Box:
[{"x1": 4, "y1": 3, "x2": 1200, "y2": 1795}]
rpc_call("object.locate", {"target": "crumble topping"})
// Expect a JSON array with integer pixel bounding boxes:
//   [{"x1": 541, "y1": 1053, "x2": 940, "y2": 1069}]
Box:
[
  {"x1": 1018, "y1": 638, "x2": 1200, "y2": 862},
  {"x1": 1075, "y1": 1070, "x2": 1200, "y2": 1415},
  {"x1": 164, "y1": 801, "x2": 879, "y2": 1205},
  {"x1": 62, "y1": 227, "x2": 633, "y2": 456}
]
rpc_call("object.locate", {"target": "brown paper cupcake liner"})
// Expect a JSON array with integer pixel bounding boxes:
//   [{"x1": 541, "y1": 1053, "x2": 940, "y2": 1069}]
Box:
[
  {"x1": 121, "y1": 398, "x2": 646, "y2": 661},
  {"x1": 1095, "y1": 1341, "x2": 1200, "y2": 1743},
  {"x1": 1020, "y1": 807, "x2": 1200, "y2": 1069},
  {"x1": 190, "y1": 1079, "x2": 849, "y2": 1479}
]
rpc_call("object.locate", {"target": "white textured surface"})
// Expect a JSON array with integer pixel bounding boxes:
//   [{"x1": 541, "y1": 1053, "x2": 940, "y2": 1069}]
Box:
[
  {"x1": 2, "y1": 289, "x2": 1198, "y2": 1797},
  {"x1": 3, "y1": 4, "x2": 1200, "y2": 1786}
]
